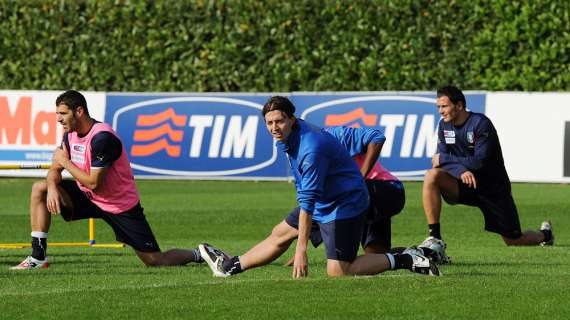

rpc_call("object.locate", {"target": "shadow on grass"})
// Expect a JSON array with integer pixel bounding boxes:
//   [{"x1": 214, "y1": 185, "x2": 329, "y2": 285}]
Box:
[{"x1": 451, "y1": 261, "x2": 567, "y2": 267}]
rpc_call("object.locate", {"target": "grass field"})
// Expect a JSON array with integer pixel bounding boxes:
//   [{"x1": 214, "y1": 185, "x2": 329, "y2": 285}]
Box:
[{"x1": 1, "y1": 178, "x2": 568, "y2": 319}]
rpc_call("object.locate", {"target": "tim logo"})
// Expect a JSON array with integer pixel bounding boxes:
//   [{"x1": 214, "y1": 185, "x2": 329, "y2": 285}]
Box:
[
  {"x1": 301, "y1": 95, "x2": 485, "y2": 177},
  {"x1": 131, "y1": 108, "x2": 186, "y2": 157},
  {"x1": 111, "y1": 97, "x2": 276, "y2": 176}
]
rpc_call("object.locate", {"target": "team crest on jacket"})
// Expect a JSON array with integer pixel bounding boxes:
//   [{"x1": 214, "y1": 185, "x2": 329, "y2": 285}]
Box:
[{"x1": 467, "y1": 132, "x2": 474, "y2": 143}]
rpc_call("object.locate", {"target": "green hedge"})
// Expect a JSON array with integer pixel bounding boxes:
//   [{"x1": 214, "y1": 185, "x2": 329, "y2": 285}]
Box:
[{"x1": 1, "y1": 0, "x2": 569, "y2": 92}]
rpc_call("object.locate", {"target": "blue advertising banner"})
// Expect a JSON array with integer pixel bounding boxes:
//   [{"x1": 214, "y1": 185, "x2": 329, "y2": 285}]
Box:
[
  {"x1": 105, "y1": 94, "x2": 289, "y2": 179},
  {"x1": 293, "y1": 93, "x2": 485, "y2": 178},
  {"x1": 105, "y1": 92, "x2": 485, "y2": 180}
]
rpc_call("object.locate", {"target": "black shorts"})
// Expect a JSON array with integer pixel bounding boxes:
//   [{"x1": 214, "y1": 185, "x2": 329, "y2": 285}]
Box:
[
  {"x1": 285, "y1": 208, "x2": 366, "y2": 262},
  {"x1": 366, "y1": 179, "x2": 405, "y2": 221},
  {"x1": 59, "y1": 180, "x2": 161, "y2": 252},
  {"x1": 363, "y1": 180, "x2": 405, "y2": 248},
  {"x1": 457, "y1": 182, "x2": 522, "y2": 239}
]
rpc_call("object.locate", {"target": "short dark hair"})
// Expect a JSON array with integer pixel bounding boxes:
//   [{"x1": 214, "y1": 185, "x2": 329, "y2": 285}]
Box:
[
  {"x1": 437, "y1": 85, "x2": 466, "y2": 109},
  {"x1": 262, "y1": 96, "x2": 295, "y2": 118},
  {"x1": 55, "y1": 90, "x2": 89, "y2": 115}
]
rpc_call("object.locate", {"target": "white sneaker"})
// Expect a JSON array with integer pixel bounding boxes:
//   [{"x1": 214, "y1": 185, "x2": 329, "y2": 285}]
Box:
[
  {"x1": 10, "y1": 256, "x2": 49, "y2": 270},
  {"x1": 419, "y1": 236, "x2": 451, "y2": 264},
  {"x1": 403, "y1": 246, "x2": 441, "y2": 276},
  {"x1": 198, "y1": 243, "x2": 231, "y2": 278},
  {"x1": 540, "y1": 221, "x2": 554, "y2": 246}
]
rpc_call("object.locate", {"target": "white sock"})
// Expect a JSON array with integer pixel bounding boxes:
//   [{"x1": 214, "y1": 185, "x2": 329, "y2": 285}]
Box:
[
  {"x1": 31, "y1": 231, "x2": 48, "y2": 239},
  {"x1": 386, "y1": 253, "x2": 396, "y2": 270}
]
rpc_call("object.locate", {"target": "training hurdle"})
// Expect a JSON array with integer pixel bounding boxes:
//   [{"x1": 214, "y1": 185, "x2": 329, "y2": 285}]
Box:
[{"x1": 0, "y1": 164, "x2": 124, "y2": 249}]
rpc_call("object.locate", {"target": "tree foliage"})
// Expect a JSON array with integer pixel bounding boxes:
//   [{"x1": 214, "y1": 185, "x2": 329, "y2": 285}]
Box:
[{"x1": 1, "y1": 0, "x2": 568, "y2": 91}]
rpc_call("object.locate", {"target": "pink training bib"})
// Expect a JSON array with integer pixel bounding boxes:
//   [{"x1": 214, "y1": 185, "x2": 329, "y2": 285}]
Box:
[
  {"x1": 67, "y1": 123, "x2": 140, "y2": 214},
  {"x1": 353, "y1": 154, "x2": 399, "y2": 181}
]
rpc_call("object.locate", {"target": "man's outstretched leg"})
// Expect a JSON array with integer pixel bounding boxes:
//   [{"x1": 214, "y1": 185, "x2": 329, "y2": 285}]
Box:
[
  {"x1": 135, "y1": 248, "x2": 202, "y2": 267},
  {"x1": 99, "y1": 203, "x2": 203, "y2": 267},
  {"x1": 501, "y1": 221, "x2": 554, "y2": 246},
  {"x1": 200, "y1": 220, "x2": 299, "y2": 277}
]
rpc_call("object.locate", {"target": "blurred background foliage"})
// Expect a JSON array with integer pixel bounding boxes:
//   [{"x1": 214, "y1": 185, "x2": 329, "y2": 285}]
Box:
[{"x1": 0, "y1": 0, "x2": 568, "y2": 92}]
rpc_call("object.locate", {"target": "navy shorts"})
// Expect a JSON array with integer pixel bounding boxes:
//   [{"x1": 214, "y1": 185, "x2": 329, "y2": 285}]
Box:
[
  {"x1": 456, "y1": 182, "x2": 522, "y2": 239},
  {"x1": 285, "y1": 208, "x2": 366, "y2": 262},
  {"x1": 285, "y1": 207, "x2": 323, "y2": 248},
  {"x1": 59, "y1": 180, "x2": 161, "y2": 252},
  {"x1": 286, "y1": 180, "x2": 405, "y2": 251}
]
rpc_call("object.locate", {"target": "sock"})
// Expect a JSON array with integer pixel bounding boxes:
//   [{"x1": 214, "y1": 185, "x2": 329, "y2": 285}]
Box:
[
  {"x1": 385, "y1": 253, "x2": 396, "y2": 270},
  {"x1": 392, "y1": 253, "x2": 413, "y2": 270},
  {"x1": 222, "y1": 256, "x2": 243, "y2": 275},
  {"x1": 541, "y1": 229, "x2": 552, "y2": 243},
  {"x1": 428, "y1": 223, "x2": 442, "y2": 240},
  {"x1": 31, "y1": 231, "x2": 48, "y2": 261},
  {"x1": 191, "y1": 248, "x2": 203, "y2": 263}
]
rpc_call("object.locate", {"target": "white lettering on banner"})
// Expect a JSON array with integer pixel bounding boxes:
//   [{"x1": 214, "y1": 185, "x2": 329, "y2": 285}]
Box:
[
  {"x1": 379, "y1": 114, "x2": 437, "y2": 158},
  {"x1": 380, "y1": 114, "x2": 405, "y2": 157},
  {"x1": 188, "y1": 115, "x2": 258, "y2": 159},
  {"x1": 188, "y1": 115, "x2": 213, "y2": 158},
  {"x1": 400, "y1": 115, "x2": 417, "y2": 157},
  {"x1": 221, "y1": 116, "x2": 258, "y2": 158},
  {"x1": 208, "y1": 116, "x2": 226, "y2": 158},
  {"x1": 414, "y1": 115, "x2": 437, "y2": 157}
]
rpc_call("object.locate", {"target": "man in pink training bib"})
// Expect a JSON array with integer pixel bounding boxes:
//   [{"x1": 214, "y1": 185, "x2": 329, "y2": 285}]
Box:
[{"x1": 11, "y1": 90, "x2": 203, "y2": 269}]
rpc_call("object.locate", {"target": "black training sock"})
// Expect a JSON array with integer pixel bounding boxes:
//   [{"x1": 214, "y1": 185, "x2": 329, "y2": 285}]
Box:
[
  {"x1": 191, "y1": 248, "x2": 203, "y2": 263},
  {"x1": 222, "y1": 256, "x2": 243, "y2": 275},
  {"x1": 428, "y1": 223, "x2": 442, "y2": 240},
  {"x1": 392, "y1": 253, "x2": 413, "y2": 270},
  {"x1": 541, "y1": 229, "x2": 552, "y2": 243},
  {"x1": 31, "y1": 237, "x2": 47, "y2": 261}
]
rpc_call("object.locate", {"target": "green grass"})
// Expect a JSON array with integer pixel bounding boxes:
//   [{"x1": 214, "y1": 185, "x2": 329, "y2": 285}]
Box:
[{"x1": 1, "y1": 179, "x2": 569, "y2": 319}]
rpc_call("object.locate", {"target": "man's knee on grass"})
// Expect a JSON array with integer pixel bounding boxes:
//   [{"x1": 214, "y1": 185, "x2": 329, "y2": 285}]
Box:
[
  {"x1": 501, "y1": 230, "x2": 542, "y2": 246},
  {"x1": 136, "y1": 251, "x2": 164, "y2": 267},
  {"x1": 326, "y1": 260, "x2": 353, "y2": 277}
]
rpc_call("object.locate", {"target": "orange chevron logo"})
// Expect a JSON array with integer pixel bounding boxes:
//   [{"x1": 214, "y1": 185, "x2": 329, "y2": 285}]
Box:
[
  {"x1": 324, "y1": 107, "x2": 378, "y2": 128},
  {"x1": 136, "y1": 108, "x2": 187, "y2": 127},
  {"x1": 131, "y1": 138, "x2": 183, "y2": 157},
  {"x1": 131, "y1": 108, "x2": 187, "y2": 157},
  {"x1": 133, "y1": 123, "x2": 184, "y2": 142}
]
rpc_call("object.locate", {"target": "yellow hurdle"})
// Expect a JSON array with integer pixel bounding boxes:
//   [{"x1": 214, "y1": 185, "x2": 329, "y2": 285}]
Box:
[
  {"x1": 0, "y1": 164, "x2": 125, "y2": 249},
  {"x1": 0, "y1": 164, "x2": 52, "y2": 170},
  {"x1": 0, "y1": 218, "x2": 125, "y2": 249}
]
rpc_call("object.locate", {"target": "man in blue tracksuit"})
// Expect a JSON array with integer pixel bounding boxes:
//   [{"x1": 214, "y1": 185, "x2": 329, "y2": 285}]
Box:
[
  {"x1": 419, "y1": 85, "x2": 554, "y2": 256},
  {"x1": 200, "y1": 96, "x2": 439, "y2": 278}
]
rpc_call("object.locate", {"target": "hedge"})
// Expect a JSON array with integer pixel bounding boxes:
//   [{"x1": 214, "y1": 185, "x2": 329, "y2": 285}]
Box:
[{"x1": 0, "y1": 0, "x2": 569, "y2": 92}]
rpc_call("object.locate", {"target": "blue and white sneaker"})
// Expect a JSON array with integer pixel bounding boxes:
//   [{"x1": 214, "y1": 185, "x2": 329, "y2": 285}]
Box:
[
  {"x1": 404, "y1": 246, "x2": 441, "y2": 276},
  {"x1": 540, "y1": 221, "x2": 554, "y2": 246},
  {"x1": 10, "y1": 256, "x2": 49, "y2": 270},
  {"x1": 199, "y1": 243, "x2": 231, "y2": 278},
  {"x1": 419, "y1": 236, "x2": 451, "y2": 264}
]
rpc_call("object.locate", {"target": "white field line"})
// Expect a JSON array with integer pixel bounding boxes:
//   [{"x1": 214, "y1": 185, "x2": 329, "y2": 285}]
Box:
[{"x1": 0, "y1": 274, "x2": 417, "y2": 298}]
